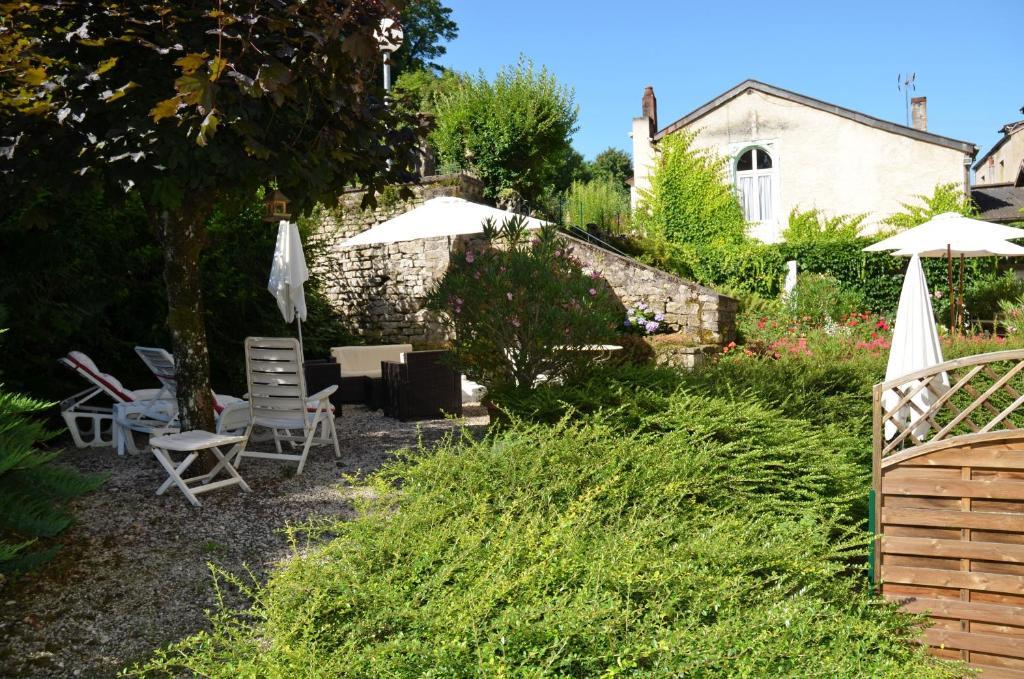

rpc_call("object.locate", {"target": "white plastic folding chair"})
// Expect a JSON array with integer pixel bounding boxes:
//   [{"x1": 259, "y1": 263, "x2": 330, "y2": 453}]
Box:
[
  {"x1": 58, "y1": 351, "x2": 174, "y2": 448},
  {"x1": 114, "y1": 347, "x2": 248, "y2": 455},
  {"x1": 235, "y1": 337, "x2": 340, "y2": 475}
]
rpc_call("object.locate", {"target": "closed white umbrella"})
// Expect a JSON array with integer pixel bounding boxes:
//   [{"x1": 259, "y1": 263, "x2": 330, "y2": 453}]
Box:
[
  {"x1": 884, "y1": 254, "x2": 948, "y2": 440},
  {"x1": 268, "y1": 220, "x2": 308, "y2": 347},
  {"x1": 339, "y1": 196, "x2": 548, "y2": 247}
]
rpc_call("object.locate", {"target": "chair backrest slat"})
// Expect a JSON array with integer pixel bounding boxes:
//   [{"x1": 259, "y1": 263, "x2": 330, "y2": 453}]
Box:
[
  {"x1": 245, "y1": 337, "x2": 308, "y2": 424},
  {"x1": 135, "y1": 346, "x2": 178, "y2": 396}
]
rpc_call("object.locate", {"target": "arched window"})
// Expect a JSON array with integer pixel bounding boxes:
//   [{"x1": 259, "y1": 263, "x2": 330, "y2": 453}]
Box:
[{"x1": 735, "y1": 147, "x2": 773, "y2": 222}]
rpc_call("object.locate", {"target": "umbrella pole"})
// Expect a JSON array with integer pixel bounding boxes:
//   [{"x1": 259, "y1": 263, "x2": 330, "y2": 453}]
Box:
[
  {"x1": 947, "y1": 245, "x2": 954, "y2": 334},
  {"x1": 297, "y1": 317, "x2": 304, "y2": 360},
  {"x1": 957, "y1": 254, "x2": 965, "y2": 334}
]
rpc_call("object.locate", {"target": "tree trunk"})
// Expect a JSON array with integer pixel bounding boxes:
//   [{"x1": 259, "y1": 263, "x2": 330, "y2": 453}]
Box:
[{"x1": 159, "y1": 211, "x2": 216, "y2": 439}]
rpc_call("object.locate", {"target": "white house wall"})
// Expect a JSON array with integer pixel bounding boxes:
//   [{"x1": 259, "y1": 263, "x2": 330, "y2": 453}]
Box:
[{"x1": 635, "y1": 89, "x2": 970, "y2": 243}]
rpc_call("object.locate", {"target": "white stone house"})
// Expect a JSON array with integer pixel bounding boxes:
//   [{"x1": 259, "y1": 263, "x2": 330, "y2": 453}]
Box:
[
  {"x1": 974, "y1": 114, "x2": 1024, "y2": 187},
  {"x1": 630, "y1": 80, "x2": 978, "y2": 242}
]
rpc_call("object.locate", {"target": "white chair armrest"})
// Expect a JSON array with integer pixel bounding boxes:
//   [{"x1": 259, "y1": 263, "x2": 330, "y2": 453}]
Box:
[{"x1": 307, "y1": 385, "x2": 338, "y2": 402}]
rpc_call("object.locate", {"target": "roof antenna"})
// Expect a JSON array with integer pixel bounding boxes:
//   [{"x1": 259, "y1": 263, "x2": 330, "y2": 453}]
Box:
[{"x1": 897, "y1": 73, "x2": 916, "y2": 127}]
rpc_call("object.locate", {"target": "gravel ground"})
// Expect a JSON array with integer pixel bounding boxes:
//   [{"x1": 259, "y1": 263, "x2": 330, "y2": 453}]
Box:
[{"x1": 0, "y1": 404, "x2": 488, "y2": 678}]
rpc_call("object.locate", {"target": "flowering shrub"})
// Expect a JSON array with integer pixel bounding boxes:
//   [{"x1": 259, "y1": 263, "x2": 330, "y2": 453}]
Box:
[
  {"x1": 426, "y1": 217, "x2": 622, "y2": 392},
  {"x1": 732, "y1": 310, "x2": 894, "y2": 361},
  {"x1": 731, "y1": 305, "x2": 1017, "y2": 365},
  {"x1": 622, "y1": 302, "x2": 666, "y2": 335}
]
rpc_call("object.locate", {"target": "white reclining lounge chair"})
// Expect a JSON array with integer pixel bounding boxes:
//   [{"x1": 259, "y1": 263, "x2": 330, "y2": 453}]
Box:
[
  {"x1": 113, "y1": 346, "x2": 248, "y2": 455},
  {"x1": 59, "y1": 351, "x2": 175, "y2": 448},
  {"x1": 235, "y1": 337, "x2": 340, "y2": 474}
]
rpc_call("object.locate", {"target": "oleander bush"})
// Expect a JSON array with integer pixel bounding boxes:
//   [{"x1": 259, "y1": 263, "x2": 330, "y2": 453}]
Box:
[
  {"x1": 426, "y1": 218, "x2": 622, "y2": 393},
  {"x1": 137, "y1": 359, "x2": 961, "y2": 677}
]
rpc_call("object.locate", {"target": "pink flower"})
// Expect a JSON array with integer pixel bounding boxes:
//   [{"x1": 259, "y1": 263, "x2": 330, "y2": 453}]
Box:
[
  {"x1": 465, "y1": 252, "x2": 475, "y2": 264},
  {"x1": 554, "y1": 249, "x2": 561, "y2": 257},
  {"x1": 588, "y1": 288, "x2": 597, "y2": 296},
  {"x1": 506, "y1": 292, "x2": 513, "y2": 301},
  {"x1": 474, "y1": 271, "x2": 481, "y2": 280},
  {"x1": 511, "y1": 316, "x2": 520, "y2": 327}
]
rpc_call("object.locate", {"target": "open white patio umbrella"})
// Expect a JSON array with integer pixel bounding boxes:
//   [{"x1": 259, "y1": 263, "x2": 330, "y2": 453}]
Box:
[
  {"x1": 339, "y1": 196, "x2": 548, "y2": 247},
  {"x1": 864, "y1": 212, "x2": 1024, "y2": 254},
  {"x1": 268, "y1": 220, "x2": 308, "y2": 348},
  {"x1": 883, "y1": 254, "x2": 948, "y2": 440},
  {"x1": 865, "y1": 213, "x2": 1024, "y2": 332}
]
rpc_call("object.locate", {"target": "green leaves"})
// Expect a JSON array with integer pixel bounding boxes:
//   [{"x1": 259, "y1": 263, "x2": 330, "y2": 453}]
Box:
[
  {"x1": 431, "y1": 58, "x2": 579, "y2": 206},
  {"x1": 635, "y1": 130, "x2": 747, "y2": 249},
  {"x1": 0, "y1": 385, "x2": 104, "y2": 573}
]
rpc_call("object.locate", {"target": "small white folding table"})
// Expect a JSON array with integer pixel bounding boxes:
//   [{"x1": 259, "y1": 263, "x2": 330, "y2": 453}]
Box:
[{"x1": 149, "y1": 431, "x2": 251, "y2": 506}]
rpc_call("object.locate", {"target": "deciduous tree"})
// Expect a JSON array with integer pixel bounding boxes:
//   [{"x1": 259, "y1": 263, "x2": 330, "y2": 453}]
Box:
[
  {"x1": 1, "y1": 1, "x2": 416, "y2": 432},
  {"x1": 390, "y1": 0, "x2": 458, "y2": 76},
  {"x1": 431, "y1": 58, "x2": 578, "y2": 208},
  {"x1": 589, "y1": 147, "x2": 632, "y2": 188}
]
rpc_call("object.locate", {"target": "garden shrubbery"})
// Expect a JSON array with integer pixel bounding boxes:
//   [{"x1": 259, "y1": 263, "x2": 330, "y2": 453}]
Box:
[{"x1": 138, "y1": 359, "x2": 960, "y2": 677}]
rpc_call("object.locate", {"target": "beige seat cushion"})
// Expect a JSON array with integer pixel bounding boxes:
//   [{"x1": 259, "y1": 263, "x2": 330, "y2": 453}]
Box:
[{"x1": 331, "y1": 344, "x2": 413, "y2": 378}]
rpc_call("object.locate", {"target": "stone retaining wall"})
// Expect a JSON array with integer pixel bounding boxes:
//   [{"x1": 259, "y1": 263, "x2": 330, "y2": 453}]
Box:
[
  {"x1": 312, "y1": 173, "x2": 736, "y2": 346},
  {"x1": 568, "y1": 239, "x2": 736, "y2": 344}
]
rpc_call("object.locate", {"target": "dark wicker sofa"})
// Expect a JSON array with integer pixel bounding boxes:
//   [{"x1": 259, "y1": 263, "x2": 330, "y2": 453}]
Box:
[{"x1": 381, "y1": 350, "x2": 462, "y2": 421}]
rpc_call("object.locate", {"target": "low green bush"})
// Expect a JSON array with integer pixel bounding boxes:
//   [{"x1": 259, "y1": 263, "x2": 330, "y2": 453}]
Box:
[
  {"x1": 136, "y1": 368, "x2": 957, "y2": 676},
  {"x1": 786, "y1": 273, "x2": 865, "y2": 322},
  {"x1": 964, "y1": 270, "x2": 1024, "y2": 325}
]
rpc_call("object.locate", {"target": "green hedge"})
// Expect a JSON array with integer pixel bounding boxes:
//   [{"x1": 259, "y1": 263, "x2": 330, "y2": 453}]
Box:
[
  {"x1": 778, "y1": 241, "x2": 959, "y2": 315},
  {"x1": 651, "y1": 237, "x2": 994, "y2": 316}
]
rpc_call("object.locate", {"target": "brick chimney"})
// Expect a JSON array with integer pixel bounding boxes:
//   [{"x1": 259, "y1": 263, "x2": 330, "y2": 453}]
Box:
[
  {"x1": 911, "y1": 96, "x2": 927, "y2": 131},
  {"x1": 642, "y1": 86, "x2": 658, "y2": 137}
]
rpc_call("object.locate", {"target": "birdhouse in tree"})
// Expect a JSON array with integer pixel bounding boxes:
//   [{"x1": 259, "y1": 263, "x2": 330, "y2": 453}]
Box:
[{"x1": 263, "y1": 189, "x2": 291, "y2": 222}]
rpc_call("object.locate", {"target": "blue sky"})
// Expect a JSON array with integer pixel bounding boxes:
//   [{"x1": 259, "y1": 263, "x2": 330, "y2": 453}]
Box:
[{"x1": 433, "y1": 0, "x2": 1023, "y2": 164}]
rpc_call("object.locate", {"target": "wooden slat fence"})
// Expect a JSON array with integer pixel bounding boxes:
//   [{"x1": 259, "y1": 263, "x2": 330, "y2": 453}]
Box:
[{"x1": 874, "y1": 349, "x2": 1024, "y2": 675}]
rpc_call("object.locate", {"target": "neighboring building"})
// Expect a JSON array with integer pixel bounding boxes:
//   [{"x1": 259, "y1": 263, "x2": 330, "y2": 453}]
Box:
[
  {"x1": 972, "y1": 180, "x2": 1024, "y2": 224},
  {"x1": 974, "y1": 115, "x2": 1024, "y2": 186},
  {"x1": 630, "y1": 80, "x2": 977, "y2": 242}
]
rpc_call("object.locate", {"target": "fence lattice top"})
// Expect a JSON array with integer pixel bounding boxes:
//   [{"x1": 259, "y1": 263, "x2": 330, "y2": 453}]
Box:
[{"x1": 874, "y1": 349, "x2": 1024, "y2": 459}]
